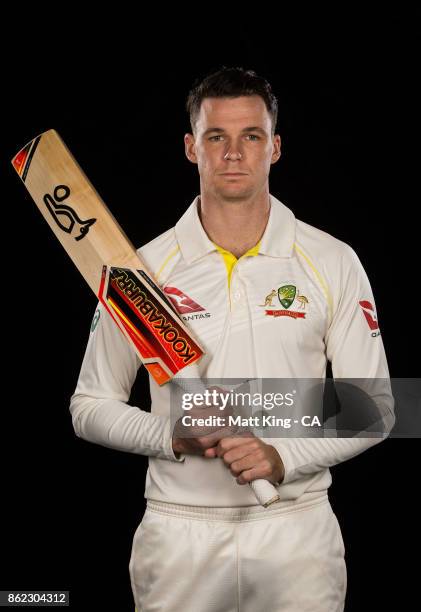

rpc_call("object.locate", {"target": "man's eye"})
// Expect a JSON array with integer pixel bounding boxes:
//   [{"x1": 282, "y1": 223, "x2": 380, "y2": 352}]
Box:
[
  {"x1": 209, "y1": 135, "x2": 224, "y2": 141},
  {"x1": 246, "y1": 134, "x2": 260, "y2": 141}
]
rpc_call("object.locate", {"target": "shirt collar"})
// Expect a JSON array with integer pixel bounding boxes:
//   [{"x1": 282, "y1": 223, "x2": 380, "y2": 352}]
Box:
[
  {"x1": 175, "y1": 194, "x2": 296, "y2": 264},
  {"x1": 259, "y1": 194, "x2": 296, "y2": 258}
]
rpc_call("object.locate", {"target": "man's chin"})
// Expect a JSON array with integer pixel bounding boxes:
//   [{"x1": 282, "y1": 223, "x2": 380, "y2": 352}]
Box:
[{"x1": 216, "y1": 187, "x2": 255, "y2": 202}]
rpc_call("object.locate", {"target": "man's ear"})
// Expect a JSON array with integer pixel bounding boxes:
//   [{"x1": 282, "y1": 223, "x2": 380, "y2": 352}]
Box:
[
  {"x1": 184, "y1": 133, "x2": 198, "y2": 164},
  {"x1": 271, "y1": 134, "x2": 282, "y2": 164}
]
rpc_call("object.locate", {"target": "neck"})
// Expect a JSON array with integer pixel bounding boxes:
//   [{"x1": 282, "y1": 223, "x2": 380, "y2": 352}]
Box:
[{"x1": 198, "y1": 187, "x2": 271, "y2": 258}]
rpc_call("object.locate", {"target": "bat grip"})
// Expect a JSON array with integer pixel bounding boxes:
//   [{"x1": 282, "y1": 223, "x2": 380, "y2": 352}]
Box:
[
  {"x1": 172, "y1": 368, "x2": 281, "y2": 508},
  {"x1": 250, "y1": 478, "x2": 281, "y2": 507}
]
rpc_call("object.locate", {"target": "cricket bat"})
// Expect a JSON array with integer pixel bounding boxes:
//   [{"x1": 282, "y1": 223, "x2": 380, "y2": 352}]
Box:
[
  {"x1": 11, "y1": 129, "x2": 280, "y2": 508},
  {"x1": 11, "y1": 129, "x2": 204, "y2": 386}
]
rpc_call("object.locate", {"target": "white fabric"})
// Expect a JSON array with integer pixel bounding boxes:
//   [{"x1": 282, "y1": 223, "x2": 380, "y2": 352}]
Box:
[{"x1": 129, "y1": 493, "x2": 346, "y2": 612}]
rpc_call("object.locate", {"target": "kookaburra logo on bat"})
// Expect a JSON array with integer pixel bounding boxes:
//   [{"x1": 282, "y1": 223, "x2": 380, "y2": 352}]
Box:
[{"x1": 43, "y1": 184, "x2": 96, "y2": 241}]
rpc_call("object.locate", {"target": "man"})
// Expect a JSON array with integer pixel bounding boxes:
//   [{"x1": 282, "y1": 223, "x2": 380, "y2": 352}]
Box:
[{"x1": 69, "y1": 67, "x2": 395, "y2": 611}]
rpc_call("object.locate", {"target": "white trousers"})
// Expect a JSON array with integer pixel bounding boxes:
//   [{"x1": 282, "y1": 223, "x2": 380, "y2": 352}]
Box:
[{"x1": 129, "y1": 492, "x2": 346, "y2": 612}]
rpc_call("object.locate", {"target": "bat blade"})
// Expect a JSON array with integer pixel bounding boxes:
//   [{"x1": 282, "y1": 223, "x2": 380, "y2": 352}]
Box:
[{"x1": 12, "y1": 129, "x2": 204, "y2": 385}]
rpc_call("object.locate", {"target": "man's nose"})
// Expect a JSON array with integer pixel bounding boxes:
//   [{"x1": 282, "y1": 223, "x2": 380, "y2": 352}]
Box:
[{"x1": 223, "y1": 150, "x2": 242, "y2": 161}]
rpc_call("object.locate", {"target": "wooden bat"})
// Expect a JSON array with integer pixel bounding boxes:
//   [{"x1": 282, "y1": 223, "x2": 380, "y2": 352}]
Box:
[
  {"x1": 11, "y1": 129, "x2": 280, "y2": 507},
  {"x1": 11, "y1": 129, "x2": 203, "y2": 386}
]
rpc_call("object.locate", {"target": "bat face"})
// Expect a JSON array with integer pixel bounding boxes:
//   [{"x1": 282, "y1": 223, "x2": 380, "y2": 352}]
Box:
[
  {"x1": 12, "y1": 130, "x2": 131, "y2": 295},
  {"x1": 11, "y1": 129, "x2": 204, "y2": 385}
]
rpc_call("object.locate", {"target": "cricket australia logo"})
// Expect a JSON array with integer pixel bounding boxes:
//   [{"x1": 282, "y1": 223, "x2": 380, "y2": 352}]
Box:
[
  {"x1": 43, "y1": 184, "x2": 96, "y2": 241},
  {"x1": 261, "y1": 283, "x2": 309, "y2": 319}
]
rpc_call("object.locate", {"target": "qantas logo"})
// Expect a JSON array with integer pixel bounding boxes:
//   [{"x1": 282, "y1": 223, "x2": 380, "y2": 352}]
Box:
[
  {"x1": 164, "y1": 286, "x2": 205, "y2": 314},
  {"x1": 359, "y1": 300, "x2": 381, "y2": 337},
  {"x1": 164, "y1": 286, "x2": 210, "y2": 321}
]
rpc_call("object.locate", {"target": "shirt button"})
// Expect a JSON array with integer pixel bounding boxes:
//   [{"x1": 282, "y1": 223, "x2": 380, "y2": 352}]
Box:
[{"x1": 233, "y1": 291, "x2": 241, "y2": 301}]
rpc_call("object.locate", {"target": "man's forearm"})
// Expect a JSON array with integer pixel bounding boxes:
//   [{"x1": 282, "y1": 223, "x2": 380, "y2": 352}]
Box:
[
  {"x1": 70, "y1": 393, "x2": 183, "y2": 461},
  {"x1": 266, "y1": 436, "x2": 388, "y2": 485}
]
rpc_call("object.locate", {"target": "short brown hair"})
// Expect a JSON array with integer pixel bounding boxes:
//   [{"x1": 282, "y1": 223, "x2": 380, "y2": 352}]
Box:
[{"x1": 186, "y1": 66, "x2": 278, "y2": 135}]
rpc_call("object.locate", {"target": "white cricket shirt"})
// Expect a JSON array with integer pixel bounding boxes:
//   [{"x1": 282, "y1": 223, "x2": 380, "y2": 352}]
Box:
[{"x1": 69, "y1": 194, "x2": 395, "y2": 506}]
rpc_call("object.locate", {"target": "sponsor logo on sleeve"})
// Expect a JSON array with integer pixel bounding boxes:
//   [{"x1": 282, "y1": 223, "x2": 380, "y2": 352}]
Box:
[
  {"x1": 90, "y1": 308, "x2": 101, "y2": 332},
  {"x1": 359, "y1": 300, "x2": 381, "y2": 337}
]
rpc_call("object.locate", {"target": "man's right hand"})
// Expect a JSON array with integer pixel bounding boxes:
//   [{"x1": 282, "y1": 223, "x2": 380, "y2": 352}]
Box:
[
  {"x1": 172, "y1": 394, "x2": 237, "y2": 457},
  {"x1": 172, "y1": 430, "x2": 232, "y2": 457}
]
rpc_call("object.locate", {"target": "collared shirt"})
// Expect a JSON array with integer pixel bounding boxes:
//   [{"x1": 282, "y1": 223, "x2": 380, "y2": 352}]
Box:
[{"x1": 70, "y1": 195, "x2": 394, "y2": 507}]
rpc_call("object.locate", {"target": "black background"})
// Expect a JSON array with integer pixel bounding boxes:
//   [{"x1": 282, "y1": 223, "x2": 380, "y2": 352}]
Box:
[{"x1": 1, "y1": 9, "x2": 419, "y2": 611}]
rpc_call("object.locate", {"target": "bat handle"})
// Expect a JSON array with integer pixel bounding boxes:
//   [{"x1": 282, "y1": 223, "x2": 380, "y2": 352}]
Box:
[
  {"x1": 172, "y1": 368, "x2": 281, "y2": 508},
  {"x1": 250, "y1": 479, "x2": 280, "y2": 507}
]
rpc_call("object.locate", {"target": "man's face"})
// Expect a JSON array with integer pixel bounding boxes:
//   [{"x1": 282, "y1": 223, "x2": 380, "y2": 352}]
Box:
[{"x1": 184, "y1": 95, "x2": 281, "y2": 202}]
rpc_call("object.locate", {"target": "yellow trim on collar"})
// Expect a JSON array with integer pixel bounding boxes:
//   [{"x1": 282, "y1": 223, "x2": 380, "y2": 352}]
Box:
[
  {"x1": 156, "y1": 246, "x2": 180, "y2": 282},
  {"x1": 214, "y1": 241, "x2": 261, "y2": 289}
]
